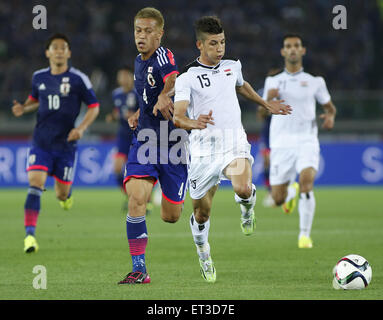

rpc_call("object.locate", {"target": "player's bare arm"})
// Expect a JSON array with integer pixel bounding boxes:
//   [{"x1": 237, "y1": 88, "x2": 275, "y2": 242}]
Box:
[
  {"x1": 153, "y1": 73, "x2": 177, "y2": 120},
  {"x1": 173, "y1": 100, "x2": 214, "y2": 130},
  {"x1": 67, "y1": 106, "x2": 99, "y2": 142},
  {"x1": 320, "y1": 101, "x2": 336, "y2": 130},
  {"x1": 128, "y1": 109, "x2": 140, "y2": 130},
  {"x1": 266, "y1": 88, "x2": 280, "y2": 101},
  {"x1": 12, "y1": 97, "x2": 39, "y2": 117},
  {"x1": 236, "y1": 81, "x2": 292, "y2": 115}
]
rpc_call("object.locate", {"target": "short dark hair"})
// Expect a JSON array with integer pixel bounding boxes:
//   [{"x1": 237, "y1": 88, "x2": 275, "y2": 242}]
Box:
[
  {"x1": 195, "y1": 16, "x2": 224, "y2": 40},
  {"x1": 45, "y1": 33, "x2": 70, "y2": 50},
  {"x1": 283, "y1": 33, "x2": 304, "y2": 46}
]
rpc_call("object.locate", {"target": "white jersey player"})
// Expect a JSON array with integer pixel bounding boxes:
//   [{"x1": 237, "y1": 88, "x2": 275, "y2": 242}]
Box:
[
  {"x1": 173, "y1": 16, "x2": 292, "y2": 283},
  {"x1": 263, "y1": 34, "x2": 337, "y2": 249}
]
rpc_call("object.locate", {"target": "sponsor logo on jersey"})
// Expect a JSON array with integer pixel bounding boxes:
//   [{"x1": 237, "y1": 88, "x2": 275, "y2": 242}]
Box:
[
  {"x1": 38, "y1": 83, "x2": 46, "y2": 90},
  {"x1": 148, "y1": 66, "x2": 153, "y2": 73},
  {"x1": 147, "y1": 73, "x2": 156, "y2": 87},
  {"x1": 300, "y1": 81, "x2": 308, "y2": 87}
]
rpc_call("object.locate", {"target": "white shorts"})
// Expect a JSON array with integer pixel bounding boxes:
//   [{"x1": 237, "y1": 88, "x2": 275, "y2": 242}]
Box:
[
  {"x1": 269, "y1": 144, "x2": 320, "y2": 186},
  {"x1": 188, "y1": 143, "x2": 254, "y2": 200}
]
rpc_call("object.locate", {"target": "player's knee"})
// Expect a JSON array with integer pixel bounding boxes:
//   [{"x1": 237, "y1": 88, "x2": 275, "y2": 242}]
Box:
[
  {"x1": 28, "y1": 177, "x2": 45, "y2": 190},
  {"x1": 271, "y1": 191, "x2": 286, "y2": 206},
  {"x1": 234, "y1": 184, "x2": 252, "y2": 200},
  {"x1": 161, "y1": 199, "x2": 183, "y2": 223},
  {"x1": 161, "y1": 212, "x2": 180, "y2": 223}
]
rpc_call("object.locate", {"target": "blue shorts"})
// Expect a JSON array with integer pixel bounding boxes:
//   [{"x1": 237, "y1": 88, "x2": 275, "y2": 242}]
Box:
[
  {"x1": 115, "y1": 128, "x2": 135, "y2": 159},
  {"x1": 123, "y1": 141, "x2": 188, "y2": 204},
  {"x1": 26, "y1": 146, "x2": 77, "y2": 185}
]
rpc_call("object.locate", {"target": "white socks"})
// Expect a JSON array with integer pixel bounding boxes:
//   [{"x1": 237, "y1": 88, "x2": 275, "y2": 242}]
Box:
[
  {"x1": 298, "y1": 191, "x2": 316, "y2": 238},
  {"x1": 285, "y1": 184, "x2": 297, "y2": 203},
  {"x1": 190, "y1": 213, "x2": 211, "y2": 261},
  {"x1": 234, "y1": 184, "x2": 257, "y2": 218}
]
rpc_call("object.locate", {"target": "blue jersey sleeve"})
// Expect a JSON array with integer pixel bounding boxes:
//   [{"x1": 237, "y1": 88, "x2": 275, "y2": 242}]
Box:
[
  {"x1": 29, "y1": 74, "x2": 39, "y2": 101},
  {"x1": 157, "y1": 48, "x2": 179, "y2": 83},
  {"x1": 79, "y1": 74, "x2": 99, "y2": 108},
  {"x1": 112, "y1": 90, "x2": 120, "y2": 111}
]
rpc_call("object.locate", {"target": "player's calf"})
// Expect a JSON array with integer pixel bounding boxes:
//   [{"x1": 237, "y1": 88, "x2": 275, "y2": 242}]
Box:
[{"x1": 271, "y1": 185, "x2": 288, "y2": 206}]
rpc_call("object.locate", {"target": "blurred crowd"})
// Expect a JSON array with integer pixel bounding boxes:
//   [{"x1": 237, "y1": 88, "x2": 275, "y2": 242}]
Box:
[{"x1": 0, "y1": 0, "x2": 381, "y2": 115}]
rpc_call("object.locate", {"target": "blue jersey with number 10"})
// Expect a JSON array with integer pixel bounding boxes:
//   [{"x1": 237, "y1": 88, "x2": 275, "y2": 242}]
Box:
[{"x1": 29, "y1": 67, "x2": 99, "y2": 152}]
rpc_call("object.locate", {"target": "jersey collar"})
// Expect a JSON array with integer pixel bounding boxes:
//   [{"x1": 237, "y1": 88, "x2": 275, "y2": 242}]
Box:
[
  {"x1": 284, "y1": 67, "x2": 303, "y2": 76},
  {"x1": 196, "y1": 57, "x2": 220, "y2": 70}
]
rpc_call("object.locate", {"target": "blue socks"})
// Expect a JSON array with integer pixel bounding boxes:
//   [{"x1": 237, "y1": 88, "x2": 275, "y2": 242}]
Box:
[
  {"x1": 126, "y1": 214, "x2": 148, "y2": 273},
  {"x1": 24, "y1": 186, "x2": 43, "y2": 236}
]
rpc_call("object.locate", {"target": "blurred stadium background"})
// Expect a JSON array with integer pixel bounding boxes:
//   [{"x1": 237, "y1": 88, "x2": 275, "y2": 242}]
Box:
[
  {"x1": 1, "y1": 0, "x2": 383, "y2": 301},
  {"x1": 0, "y1": 0, "x2": 382, "y2": 187}
]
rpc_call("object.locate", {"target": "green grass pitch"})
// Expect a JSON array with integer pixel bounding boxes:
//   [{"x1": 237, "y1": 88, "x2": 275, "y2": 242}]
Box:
[{"x1": 0, "y1": 187, "x2": 382, "y2": 300}]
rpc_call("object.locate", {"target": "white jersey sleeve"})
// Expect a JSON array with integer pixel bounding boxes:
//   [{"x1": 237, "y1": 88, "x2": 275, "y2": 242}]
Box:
[
  {"x1": 174, "y1": 73, "x2": 191, "y2": 102},
  {"x1": 262, "y1": 76, "x2": 278, "y2": 100},
  {"x1": 235, "y1": 60, "x2": 244, "y2": 87},
  {"x1": 314, "y1": 76, "x2": 331, "y2": 105}
]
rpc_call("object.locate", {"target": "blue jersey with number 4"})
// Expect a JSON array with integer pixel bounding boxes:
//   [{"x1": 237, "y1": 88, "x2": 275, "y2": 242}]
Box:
[
  {"x1": 29, "y1": 67, "x2": 99, "y2": 152},
  {"x1": 134, "y1": 47, "x2": 180, "y2": 144}
]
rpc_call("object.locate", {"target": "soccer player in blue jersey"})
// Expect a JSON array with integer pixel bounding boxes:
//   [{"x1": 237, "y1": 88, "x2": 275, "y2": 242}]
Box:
[
  {"x1": 106, "y1": 66, "x2": 139, "y2": 190},
  {"x1": 11, "y1": 33, "x2": 100, "y2": 253},
  {"x1": 106, "y1": 66, "x2": 160, "y2": 213},
  {"x1": 118, "y1": 7, "x2": 188, "y2": 284}
]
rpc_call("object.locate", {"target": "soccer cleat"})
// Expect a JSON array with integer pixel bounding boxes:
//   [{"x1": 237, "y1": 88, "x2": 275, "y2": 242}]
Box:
[
  {"x1": 59, "y1": 196, "x2": 73, "y2": 211},
  {"x1": 199, "y1": 256, "x2": 216, "y2": 283},
  {"x1": 240, "y1": 210, "x2": 256, "y2": 236},
  {"x1": 298, "y1": 235, "x2": 313, "y2": 248},
  {"x1": 282, "y1": 182, "x2": 299, "y2": 214},
  {"x1": 24, "y1": 235, "x2": 39, "y2": 253},
  {"x1": 118, "y1": 271, "x2": 151, "y2": 284}
]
